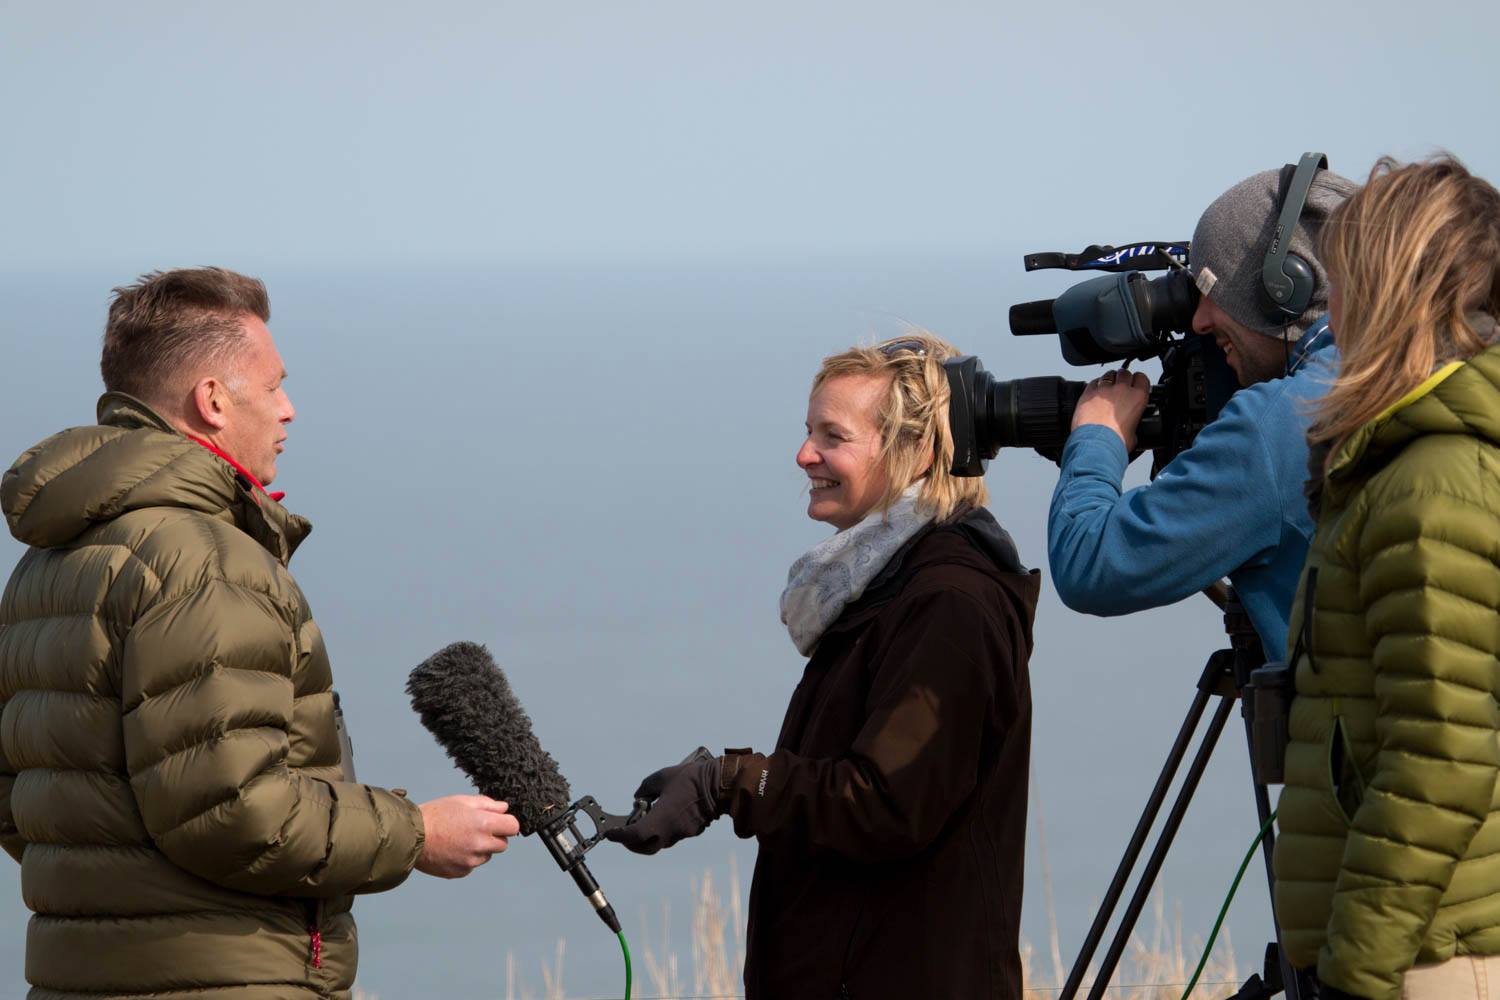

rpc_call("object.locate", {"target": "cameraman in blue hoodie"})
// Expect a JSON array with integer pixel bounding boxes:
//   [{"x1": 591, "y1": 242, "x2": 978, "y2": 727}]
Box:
[{"x1": 1048, "y1": 162, "x2": 1356, "y2": 656}]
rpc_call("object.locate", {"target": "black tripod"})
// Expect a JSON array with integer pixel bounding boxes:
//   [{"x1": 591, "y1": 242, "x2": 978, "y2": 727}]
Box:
[{"x1": 1056, "y1": 586, "x2": 1317, "y2": 1000}]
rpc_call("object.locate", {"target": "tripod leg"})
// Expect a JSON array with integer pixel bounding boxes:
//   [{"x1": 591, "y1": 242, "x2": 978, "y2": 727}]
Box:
[
  {"x1": 1057, "y1": 683, "x2": 1217, "y2": 1000},
  {"x1": 1085, "y1": 693, "x2": 1237, "y2": 1000},
  {"x1": 1240, "y1": 713, "x2": 1303, "y2": 1000}
]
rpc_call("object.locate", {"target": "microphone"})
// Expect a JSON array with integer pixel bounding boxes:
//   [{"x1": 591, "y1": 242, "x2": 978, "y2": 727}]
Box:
[{"x1": 407, "y1": 641, "x2": 627, "y2": 933}]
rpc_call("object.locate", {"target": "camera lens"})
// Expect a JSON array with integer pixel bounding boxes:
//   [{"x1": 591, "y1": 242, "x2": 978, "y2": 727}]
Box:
[
  {"x1": 987, "y1": 376, "x2": 1084, "y2": 452},
  {"x1": 946, "y1": 356, "x2": 1095, "y2": 470}
]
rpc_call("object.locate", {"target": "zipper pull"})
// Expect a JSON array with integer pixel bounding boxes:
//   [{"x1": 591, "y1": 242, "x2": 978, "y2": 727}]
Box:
[{"x1": 308, "y1": 925, "x2": 323, "y2": 969}]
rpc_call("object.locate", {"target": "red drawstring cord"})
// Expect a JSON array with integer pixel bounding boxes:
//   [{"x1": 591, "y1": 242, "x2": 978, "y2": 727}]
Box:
[{"x1": 308, "y1": 926, "x2": 323, "y2": 969}]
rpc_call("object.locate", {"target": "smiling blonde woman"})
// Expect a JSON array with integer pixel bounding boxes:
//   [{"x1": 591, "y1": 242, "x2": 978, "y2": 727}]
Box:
[{"x1": 608, "y1": 332, "x2": 1040, "y2": 1000}]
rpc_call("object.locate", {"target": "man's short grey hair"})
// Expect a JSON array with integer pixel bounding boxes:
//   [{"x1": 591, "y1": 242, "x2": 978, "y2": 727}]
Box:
[{"x1": 101, "y1": 267, "x2": 270, "y2": 401}]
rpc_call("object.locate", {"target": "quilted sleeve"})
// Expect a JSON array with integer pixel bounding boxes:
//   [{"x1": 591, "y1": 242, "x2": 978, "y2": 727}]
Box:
[
  {"x1": 120, "y1": 578, "x2": 423, "y2": 898},
  {"x1": 1319, "y1": 458, "x2": 1500, "y2": 1000}
]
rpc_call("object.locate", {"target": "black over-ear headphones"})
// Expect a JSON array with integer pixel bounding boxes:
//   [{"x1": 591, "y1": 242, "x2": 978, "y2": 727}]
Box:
[{"x1": 1258, "y1": 151, "x2": 1328, "y2": 326}]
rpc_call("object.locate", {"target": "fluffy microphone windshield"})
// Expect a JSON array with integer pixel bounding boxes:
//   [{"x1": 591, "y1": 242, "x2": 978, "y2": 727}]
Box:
[{"x1": 407, "y1": 641, "x2": 572, "y2": 836}]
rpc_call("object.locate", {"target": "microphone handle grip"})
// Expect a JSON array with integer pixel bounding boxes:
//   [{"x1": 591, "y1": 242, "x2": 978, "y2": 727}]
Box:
[{"x1": 567, "y1": 858, "x2": 622, "y2": 933}]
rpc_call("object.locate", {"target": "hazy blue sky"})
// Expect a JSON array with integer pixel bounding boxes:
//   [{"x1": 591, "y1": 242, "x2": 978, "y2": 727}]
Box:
[{"x1": 4, "y1": 3, "x2": 1500, "y2": 998}]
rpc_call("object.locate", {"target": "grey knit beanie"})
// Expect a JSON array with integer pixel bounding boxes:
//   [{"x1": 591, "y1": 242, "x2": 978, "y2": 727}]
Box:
[{"x1": 1190, "y1": 166, "x2": 1358, "y2": 340}]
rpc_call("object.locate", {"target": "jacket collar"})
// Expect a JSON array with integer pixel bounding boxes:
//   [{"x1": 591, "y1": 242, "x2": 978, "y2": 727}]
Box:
[
  {"x1": 97, "y1": 391, "x2": 284, "y2": 498},
  {"x1": 2, "y1": 392, "x2": 308, "y2": 563},
  {"x1": 94, "y1": 392, "x2": 308, "y2": 561},
  {"x1": 1287, "y1": 316, "x2": 1334, "y2": 374},
  {"x1": 96, "y1": 391, "x2": 179, "y2": 434},
  {"x1": 99, "y1": 392, "x2": 310, "y2": 563},
  {"x1": 1322, "y1": 344, "x2": 1500, "y2": 511}
]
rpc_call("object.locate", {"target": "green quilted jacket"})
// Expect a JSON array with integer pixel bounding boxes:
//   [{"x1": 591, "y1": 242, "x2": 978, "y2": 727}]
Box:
[
  {"x1": 0, "y1": 394, "x2": 424, "y2": 999},
  {"x1": 1274, "y1": 345, "x2": 1500, "y2": 1000}
]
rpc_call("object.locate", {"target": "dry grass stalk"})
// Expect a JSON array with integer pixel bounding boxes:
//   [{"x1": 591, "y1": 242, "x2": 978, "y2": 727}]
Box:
[
  {"x1": 459, "y1": 854, "x2": 1247, "y2": 999},
  {"x1": 727, "y1": 853, "x2": 746, "y2": 985},
  {"x1": 1020, "y1": 894, "x2": 1241, "y2": 1000},
  {"x1": 639, "y1": 899, "x2": 683, "y2": 998},
  {"x1": 690, "y1": 867, "x2": 737, "y2": 997},
  {"x1": 502, "y1": 938, "x2": 565, "y2": 1000},
  {"x1": 540, "y1": 938, "x2": 566, "y2": 1000},
  {"x1": 1031, "y1": 762, "x2": 1068, "y2": 990}
]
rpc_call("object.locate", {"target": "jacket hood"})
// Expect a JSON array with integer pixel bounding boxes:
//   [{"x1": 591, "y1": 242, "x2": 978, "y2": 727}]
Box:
[
  {"x1": 946, "y1": 506, "x2": 1027, "y2": 577},
  {"x1": 849, "y1": 506, "x2": 1040, "y2": 628},
  {"x1": 1323, "y1": 344, "x2": 1500, "y2": 512},
  {"x1": 2, "y1": 393, "x2": 309, "y2": 560}
]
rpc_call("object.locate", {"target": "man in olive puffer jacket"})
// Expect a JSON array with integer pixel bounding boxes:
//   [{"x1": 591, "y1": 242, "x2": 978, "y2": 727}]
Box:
[{"x1": 0, "y1": 268, "x2": 519, "y2": 999}]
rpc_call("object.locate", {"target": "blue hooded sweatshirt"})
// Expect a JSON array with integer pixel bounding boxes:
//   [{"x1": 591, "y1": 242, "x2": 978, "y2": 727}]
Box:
[{"x1": 1048, "y1": 320, "x2": 1335, "y2": 656}]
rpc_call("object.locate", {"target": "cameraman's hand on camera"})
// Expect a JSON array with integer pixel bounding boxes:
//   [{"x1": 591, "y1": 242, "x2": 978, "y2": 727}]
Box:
[{"x1": 1072, "y1": 367, "x2": 1151, "y2": 452}]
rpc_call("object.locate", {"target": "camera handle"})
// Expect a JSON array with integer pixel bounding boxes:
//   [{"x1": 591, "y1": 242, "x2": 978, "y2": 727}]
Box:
[{"x1": 1056, "y1": 587, "x2": 1314, "y2": 1000}]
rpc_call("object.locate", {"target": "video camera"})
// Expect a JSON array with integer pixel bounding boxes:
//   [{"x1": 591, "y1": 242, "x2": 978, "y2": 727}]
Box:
[{"x1": 945, "y1": 241, "x2": 1234, "y2": 475}]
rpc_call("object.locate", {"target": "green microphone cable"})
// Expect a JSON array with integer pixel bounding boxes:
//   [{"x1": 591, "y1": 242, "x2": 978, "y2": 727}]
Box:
[
  {"x1": 1179, "y1": 811, "x2": 1277, "y2": 1000},
  {"x1": 617, "y1": 930, "x2": 633, "y2": 1000}
]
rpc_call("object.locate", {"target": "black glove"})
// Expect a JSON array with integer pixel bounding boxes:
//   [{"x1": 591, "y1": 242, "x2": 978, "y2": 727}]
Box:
[
  {"x1": 605, "y1": 750, "x2": 723, "y2": 855},
  {"x1": 1316, "y1": 980, "x2": 1370, "y2": 1000}
]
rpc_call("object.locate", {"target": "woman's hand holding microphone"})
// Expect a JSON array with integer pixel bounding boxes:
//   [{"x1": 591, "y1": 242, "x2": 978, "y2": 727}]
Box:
[{"x1": 606, "y1": 748, "x2": 728, "y2": 855}]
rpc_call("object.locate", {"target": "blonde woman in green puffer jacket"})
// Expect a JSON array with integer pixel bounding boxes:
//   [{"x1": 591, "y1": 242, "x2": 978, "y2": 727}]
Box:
[{"x1": 1275, "y1": 156, "x2": 1500, "y2": 1000}]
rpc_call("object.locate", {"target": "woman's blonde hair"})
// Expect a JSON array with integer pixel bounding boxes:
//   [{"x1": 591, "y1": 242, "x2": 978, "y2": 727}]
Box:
[
  {"x1": 811, "y1": 330, "x2": 988, "y2": 522},
  {"x1": 1311, "y1": 154, "x2": 1500, "y2": 457}
]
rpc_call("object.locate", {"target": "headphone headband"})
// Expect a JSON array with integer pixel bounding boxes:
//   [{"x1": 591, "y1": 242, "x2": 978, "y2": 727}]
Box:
[{"x1": 1259, "y1": 151, "x2": 1328, "y2": 322}]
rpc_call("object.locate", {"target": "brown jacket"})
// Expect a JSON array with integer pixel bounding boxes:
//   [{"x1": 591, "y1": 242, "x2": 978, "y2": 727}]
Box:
[
  {"x1": 725, "y1": 508, "x2": 1040, "y2": 1000},
  {"x1": 1, "y1": 396, "x2": 423, "y2": 999}
]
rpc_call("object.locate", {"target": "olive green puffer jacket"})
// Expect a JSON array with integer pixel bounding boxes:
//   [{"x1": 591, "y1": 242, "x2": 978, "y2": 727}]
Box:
[
  {"x1": 0, "y1": 394, "x2": 424, "y2": 1000},
  {"x1": 1275, "y1": 346, "x2": 1500, "y2": 1000}
]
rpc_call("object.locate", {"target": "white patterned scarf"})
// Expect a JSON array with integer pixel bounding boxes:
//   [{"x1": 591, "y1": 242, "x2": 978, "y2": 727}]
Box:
[{"x1": 779, "y1": 485, "x2": 934, "y2": 656}]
